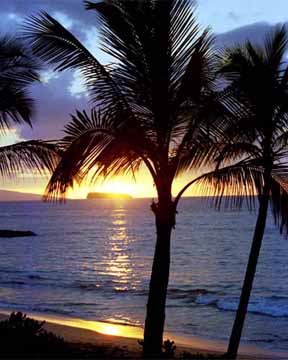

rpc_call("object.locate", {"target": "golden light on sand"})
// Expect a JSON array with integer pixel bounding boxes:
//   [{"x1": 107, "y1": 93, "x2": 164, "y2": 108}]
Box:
[
  {"x1": 95, "y1": 323, "x2": 120, "y2": 336},
  {"x1": 81, "y1": 319, "x2": 143, "y2": 338},
  {"x1": 18, "y1": 312, "x2": 144, "y2": 339}
]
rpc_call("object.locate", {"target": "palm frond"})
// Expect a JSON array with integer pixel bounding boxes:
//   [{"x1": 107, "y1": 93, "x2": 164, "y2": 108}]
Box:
[
  {"x1": 0, "y1": 36, "x2": 39, "y2": 87},
  {"x1": 0, "y1": 36, "x2": 40, "y2": 127},
  {"x1": 86, "y1": 0, "x2": 213, "y2": 145},
  {"x1": 172, "y1": 87, "x2": 239, "y2": 177},
  {"x1": 175, "y1": 28, "x2": 215, "y2": 104},
  {"x1": 23, "y1": 12, "x2": 128, "y2": 113},
  {"x1": 0, "y1": 88, "x2": 34, "y2": 128},
  {"x1": 214, "y1": 142, "x2": 261, "y2": 168},
  {"x1": 194, "y1": 161, "x2": 264, "y2": 210},
  {"x1": 0, "y1": 140, "x2": 60, "y2": 179},
  {"x1": 270, "y1": 170, "x2": 288, "y2": 235},
  {"x1": 264, "y1": 24, "x2": 287, "y2": 71},
  {"x1": 44, "y1": 108, "x2": 157, "y2": 201}
]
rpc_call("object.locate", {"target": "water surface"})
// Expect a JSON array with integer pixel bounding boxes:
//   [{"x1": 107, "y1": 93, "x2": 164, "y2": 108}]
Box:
[{"x1": 0, "y1": 198, "x2": 287, "y2": 351}]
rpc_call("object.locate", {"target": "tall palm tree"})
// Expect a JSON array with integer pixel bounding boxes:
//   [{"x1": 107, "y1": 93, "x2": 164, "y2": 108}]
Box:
[
  {"x1": 192, "y1": 25, "x2": 288, "y2": 359},
  {"x1": 0, "y1": 36, "x2": 59, "y2": 179},
  {"x1": 23, "y1": 1, "x2": 227, "y2": 355}
]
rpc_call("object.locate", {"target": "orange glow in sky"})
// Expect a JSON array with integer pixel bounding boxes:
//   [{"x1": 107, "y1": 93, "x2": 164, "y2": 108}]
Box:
[
  {"x1": 1, "y1": 169, "x2": 205, "y2": 199},
  {"x1": 0, "y1": 130, "x2": 205, "y2": 199},
  {"x1": 2, "y1": 171, "x2": 206, "y2": 199}
]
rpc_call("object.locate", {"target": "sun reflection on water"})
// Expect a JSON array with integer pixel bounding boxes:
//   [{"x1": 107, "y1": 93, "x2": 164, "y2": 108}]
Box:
[{"x1": 104, "y1": 207, "x2": 136, "y2": 291}]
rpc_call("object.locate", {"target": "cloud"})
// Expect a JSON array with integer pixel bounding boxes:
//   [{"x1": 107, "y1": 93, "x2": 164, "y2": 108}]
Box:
[
  {"x1": 67, "y1": 70, "x2": 88, "y2": 98},
  {"x1": 20, "y1": 71, "x2": 88, "y2": 140},
  {"x1": 40, "y1": 69, "x2": 60, "y2": 84},
  {"x1": 0, "y1": 128, "x2": 23, "y2": 146},
  {"x1": 52, "y1": 11, "x2": 74, "y2": 30}
]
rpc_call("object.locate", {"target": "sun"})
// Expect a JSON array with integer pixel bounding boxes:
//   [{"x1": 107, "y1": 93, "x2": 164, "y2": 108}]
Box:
[
  {"x1": 64, "y1": 170, "x2": 158, "y2": 199},
  {"x1": 100, "y1": 180, "x2": 136, "y2": 196}
]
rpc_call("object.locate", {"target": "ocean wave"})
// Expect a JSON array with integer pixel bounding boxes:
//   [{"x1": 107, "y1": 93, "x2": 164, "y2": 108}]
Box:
[
  {"x1": 195, "y1": 294, "x2": 218, "y2": 305},
  {"x1": 218, "y1": 298, "x2": 288, "y2": 317},
  {"x1": 0, "y1": 280, "x2": 25, "y2": 286},
  {"x1": 2, "y1": 272, "x2": 288, "y2": 320},
  {"x1": 196, "y1": 294, "x2": 288, "y2": 318},
  {"x1": 76, "y1": 283, "x2": 102, "y2": 290},
  {"x1": 168, "y1": 288, "x2": 211, "y2": 299},
  {"x1": 27, "y1": 274, "x2": 46, "y2": 280}
]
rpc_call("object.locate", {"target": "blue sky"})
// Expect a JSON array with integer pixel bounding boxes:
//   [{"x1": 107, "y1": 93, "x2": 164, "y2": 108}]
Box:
[
  {"x1": 198, "y1": 0, "x2": 288, "y2": 33},
  {"x1": 0, "y1": 0, "x2": 288, "y2": 196}
]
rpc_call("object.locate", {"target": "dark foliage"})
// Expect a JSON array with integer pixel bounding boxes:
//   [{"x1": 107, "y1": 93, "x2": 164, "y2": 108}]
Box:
[
  {"x1": 0, "y1": 312, "x2": 127, "y2": 358},
  {"x1": 0, "y1": 36, "x2": 60, "y2": 179},
  {"x1": 162, "y1": 339, "x2": 177, "y2": 359},
  {"x1": 138, "y1": 338, "x2": 176, "y2": 358},
  {"x1": 0, "y1": 36, "x2": 39, "y2": 128},
  {"x1": 0, "y1": 312, "x2": 68, "y2": 358},
  {"x1": 194, "y1": 25, "x2": 288, "y2": 236}
]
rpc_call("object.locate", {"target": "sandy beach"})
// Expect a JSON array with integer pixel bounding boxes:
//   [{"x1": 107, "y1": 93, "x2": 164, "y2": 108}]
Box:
[{"x1": 0, "y1": 310, "x2": 285, "y2": 359}]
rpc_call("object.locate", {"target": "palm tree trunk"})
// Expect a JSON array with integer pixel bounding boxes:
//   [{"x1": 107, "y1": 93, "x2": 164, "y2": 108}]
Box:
[
  {"x1": 226, "y1": 178, "x2": 270, "y2": 359},
  {"x1": 143, "y1": 197, "x2": 175, "y2": 358}
]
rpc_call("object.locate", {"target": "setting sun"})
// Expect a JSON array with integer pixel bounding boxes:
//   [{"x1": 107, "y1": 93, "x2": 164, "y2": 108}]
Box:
[{"x1": 100, "y1": 181, "x2": 135, "y2": 197}]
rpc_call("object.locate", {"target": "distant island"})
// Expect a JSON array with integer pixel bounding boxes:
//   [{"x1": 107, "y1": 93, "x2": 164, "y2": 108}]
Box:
[
  {"x1": 0, "y1": 189, "x2": 42, "y2": 202},
  {"x1": 87, "y1": 192, "x2": 133, "y2": 200}
]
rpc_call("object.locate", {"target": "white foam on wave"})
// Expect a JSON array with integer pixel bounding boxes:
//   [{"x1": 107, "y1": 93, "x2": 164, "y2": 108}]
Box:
[
  {"x1": 219, "y1": 298, "x2": 288, "y2": 317},
  {"x1": 196, "y1": 294, "x2": 288, "y2": 317}
]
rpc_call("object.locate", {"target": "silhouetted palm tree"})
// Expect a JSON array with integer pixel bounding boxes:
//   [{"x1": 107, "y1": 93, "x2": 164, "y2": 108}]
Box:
[
  {"x1": 194, "y1": 25, "x2": 288, "y2": 359},
  {"x1": 0, "y1": 36, "x2": 59, "y2": 178},
  {"x1": 23, "y1": 1, "x2": 228, "y2": 355}
]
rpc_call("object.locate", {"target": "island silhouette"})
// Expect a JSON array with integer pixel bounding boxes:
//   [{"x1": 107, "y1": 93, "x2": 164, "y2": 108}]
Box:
[{"x1": 87, "y1": 192, "x2": 133, "y2": 200}]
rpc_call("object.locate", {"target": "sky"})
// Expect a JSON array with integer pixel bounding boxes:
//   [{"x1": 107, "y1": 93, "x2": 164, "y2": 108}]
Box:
[{"x1": 0, "y1": 0, "x2": 288, "y2": 198}]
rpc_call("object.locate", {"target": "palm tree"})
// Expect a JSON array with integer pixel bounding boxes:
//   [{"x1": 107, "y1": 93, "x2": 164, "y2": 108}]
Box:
[
  {"x1": 192, "y1": 25, "x2": 288, "y2": 359},
  {"x1": 23, "y1": 1, "x2": 227, "y2": 355},
  {"x1": 0, "y1": 36, "x2": 59, "y2": 179}
]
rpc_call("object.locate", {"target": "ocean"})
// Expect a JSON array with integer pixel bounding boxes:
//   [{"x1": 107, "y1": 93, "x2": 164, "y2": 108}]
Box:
[{"x1": 0, "y1": 198, "x2": 287, "y2": 352}]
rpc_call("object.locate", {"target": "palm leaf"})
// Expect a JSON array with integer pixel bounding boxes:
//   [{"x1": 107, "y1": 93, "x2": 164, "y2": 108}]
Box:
[
  {"x1": 0, "y1": 36, "x2": 39, "y2": 87},
  {"x1": 0, "y1": 36, "x2": 40, "y2": 127},
  {"x1": 264, "y1": 24, "x2": 287, "y2": 71},
  {"x1": 0, "y1": 88, "x2": 35, "y2": 129},
  {"x1": 23, "y1": 12, "x2": 129, "y2": 113},
  {"x1": 44, "y1": 109, "x2": 157, "y2": 201},
  {"x1": 0, "y1": 140, "x2": 60, "y2": 179},
  {"x1": 270, "y1": 169, "x2": 288, "y2": 235},
  {"x1": 194, "y1": 160, "x2": 264, "y2": 210}
]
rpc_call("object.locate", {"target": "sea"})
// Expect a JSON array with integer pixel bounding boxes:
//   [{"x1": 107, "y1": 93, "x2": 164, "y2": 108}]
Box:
[{"x1": 0, "y1": 198, "x2": 288, "y2": 352}]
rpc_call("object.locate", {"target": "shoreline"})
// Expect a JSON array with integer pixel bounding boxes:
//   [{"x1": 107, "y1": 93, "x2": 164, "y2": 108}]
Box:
[{"x1": 0, "y1": 309, "x2": 286, "y2": 359}]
